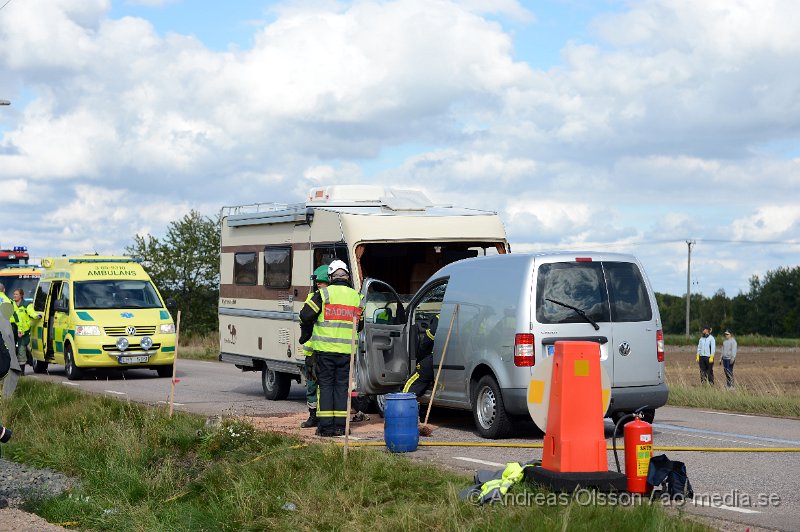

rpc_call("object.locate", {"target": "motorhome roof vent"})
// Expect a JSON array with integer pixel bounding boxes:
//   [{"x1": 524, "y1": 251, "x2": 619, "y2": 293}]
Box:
[{"x1": 306, "y1": 185, "x2": 433, "y2": 211}]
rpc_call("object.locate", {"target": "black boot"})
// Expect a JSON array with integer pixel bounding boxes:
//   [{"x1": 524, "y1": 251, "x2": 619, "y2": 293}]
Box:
[{"x1": 301, "y1": 408, "x2": 318, "y2": 428}]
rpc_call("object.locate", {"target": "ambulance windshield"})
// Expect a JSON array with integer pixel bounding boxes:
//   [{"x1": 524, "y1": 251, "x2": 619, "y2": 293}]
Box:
[{"x1": 74, "y1": 280, "x2": 163, "y2": 310}]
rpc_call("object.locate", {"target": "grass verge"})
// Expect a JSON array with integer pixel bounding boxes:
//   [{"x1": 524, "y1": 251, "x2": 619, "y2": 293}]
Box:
[
  {"x1": 175, "y1": 331, "x2": 219, "y2": 362},
  {"x1": 666, "y1": 383, "x2": 800, "y2": 418},
  {"x1": 665, "y1": 334, "x2": 800, "y2": 348},
  {"x1": 0, "y1": 380, "x2": 705, "y2": 531}
]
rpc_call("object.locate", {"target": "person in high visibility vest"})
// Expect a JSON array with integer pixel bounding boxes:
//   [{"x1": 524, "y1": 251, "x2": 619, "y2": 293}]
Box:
[
  {"x1": 10, "y1": 289, "x2": 41, "y2": 375},
  {"x1": 298, "y1": 265, "x2": 330, "y2": 429},
  {"x1": 403, "y1": 314, "x2": 438, "y2": 396},
  {"x1": 299, "y1": 260, "x2": 363, "y2": 437}
]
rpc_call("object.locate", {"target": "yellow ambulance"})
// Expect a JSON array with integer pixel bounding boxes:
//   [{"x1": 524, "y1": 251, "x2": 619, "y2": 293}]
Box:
[{"x1": 29, "y1": 256, "x2": 177, "y2": 380}]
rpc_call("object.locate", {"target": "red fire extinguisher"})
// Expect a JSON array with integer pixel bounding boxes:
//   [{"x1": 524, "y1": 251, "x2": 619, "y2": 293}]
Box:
[{"x1": 624, "y1": 416, "x2": 653, "y2": 494}]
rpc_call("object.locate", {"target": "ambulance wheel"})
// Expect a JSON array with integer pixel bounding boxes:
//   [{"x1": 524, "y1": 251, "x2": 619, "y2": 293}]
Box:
[
  {"x1": 262, "y1": 367, "x2": 291, "y2": 401},
  {"x1": 471, "y1": 375, "x2": 512, "y2": 439},
  {"x1": 32, "y1": 359, "x2": 49, "y2": 374},
  {"x1": 156, "y1": 365, "x2": 173, "y2": 378},
  {"x1": 64, "y1": 345, "x2": 83, "y2": 381}
]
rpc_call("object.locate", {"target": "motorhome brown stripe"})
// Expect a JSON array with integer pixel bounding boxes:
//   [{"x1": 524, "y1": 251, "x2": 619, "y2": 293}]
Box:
[{"x1": 220, "y1": 284, "x2": 312, "y2": 300}]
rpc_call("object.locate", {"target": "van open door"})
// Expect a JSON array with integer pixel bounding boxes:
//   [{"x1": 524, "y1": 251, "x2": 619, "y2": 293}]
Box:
[{"x1": 356, "y1": 278, "x2": 409, "y2": 395}]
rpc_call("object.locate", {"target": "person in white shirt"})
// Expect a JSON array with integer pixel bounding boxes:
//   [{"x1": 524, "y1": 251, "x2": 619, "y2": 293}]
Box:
[{"x1": 696, "y1": 326, "x2": 716, "y2": 385}]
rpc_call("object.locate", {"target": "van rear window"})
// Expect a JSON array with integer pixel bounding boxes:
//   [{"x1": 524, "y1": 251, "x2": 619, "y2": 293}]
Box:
[
  {"x1": 604, "y1": 262, "x2": 652, "y2": 322},
  {"x1": 535, "y1": 261, "x2": 653, "y2": 324},
  {"x1": 536, "y1": 262, "x2": 610, "y2": 324}
]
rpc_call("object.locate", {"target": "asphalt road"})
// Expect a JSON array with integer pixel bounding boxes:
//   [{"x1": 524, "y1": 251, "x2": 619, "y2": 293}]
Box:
[{"x1": 25, "y1": 360, "x2": 800, "y2": 531}]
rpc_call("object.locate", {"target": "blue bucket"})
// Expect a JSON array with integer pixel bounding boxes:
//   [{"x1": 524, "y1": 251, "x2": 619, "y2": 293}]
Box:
[{"x1": 384, "y1": 392, "x2": 419, "y2": 453}]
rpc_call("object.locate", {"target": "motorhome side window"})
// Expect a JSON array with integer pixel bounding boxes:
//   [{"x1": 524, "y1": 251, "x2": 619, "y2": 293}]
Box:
[
  {"x1": 234, "y1": 252, "x2": 258, "y2": 285},
  {"x1": 264, "y1": 246, "x2": 292, "y2": 289},
  {"x1": 536, "y1": 262, "x2": 610, "y2": 324},
  {"x1": 604, "y1": 262, "x2": 652, "y2": 322},
  {"x1": 33, "y1": 281, "x2": 51, "y2": 312},
  {"x1": 313, "y1": 245, "x2": 350, "y2": 272}
]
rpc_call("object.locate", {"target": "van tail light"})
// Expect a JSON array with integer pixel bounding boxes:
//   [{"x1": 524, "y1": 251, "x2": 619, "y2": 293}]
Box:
[
  {"x1": 656, "y1": 329, "x2": 665, "y2": 362},
  {"x1": 514, "y1": 333, "x2": 535, "y2": 367}
]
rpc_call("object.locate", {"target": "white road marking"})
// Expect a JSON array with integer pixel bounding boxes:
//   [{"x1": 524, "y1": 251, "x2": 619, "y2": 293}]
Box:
[
  {"x1": 61, "y1": 382, "x2": 80, "y2": 386},
  {"x1": 696, "y1": 503, "x2": 760, "y2": 514},
  {"x1": 156, "y1": 400, "x2": 185, "y2": 406},
  {"x1": 697, "y1": 410, "x2": 755, "y2": 418},
  {"x1": 453, "y1": 456, "x2": 504, "y2": 467},
  {"x1": 105, "y1": 390, "x2": 127, "y2": 395},
  {"x1": 654, "y1": 428, "x2": 772, "y2": 447}
]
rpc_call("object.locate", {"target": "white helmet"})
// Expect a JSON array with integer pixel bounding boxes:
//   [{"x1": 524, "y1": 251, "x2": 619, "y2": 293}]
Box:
[{"x1": 328, "y1": 259, "x2": 349, "y2": 277}]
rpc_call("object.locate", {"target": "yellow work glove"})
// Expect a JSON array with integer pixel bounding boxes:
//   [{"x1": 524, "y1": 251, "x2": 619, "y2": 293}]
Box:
[
  {"x1": 696, "y1": 354, "x2": 699, "y2": 362},
  {"x1": 709, "y1": 356, "x2": 714, "y2": 363}
]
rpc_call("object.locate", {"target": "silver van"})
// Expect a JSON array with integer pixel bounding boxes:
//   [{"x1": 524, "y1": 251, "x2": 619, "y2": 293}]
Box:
[{"x1": 356, "y1": 251, "x2": 668, "y2": 438}]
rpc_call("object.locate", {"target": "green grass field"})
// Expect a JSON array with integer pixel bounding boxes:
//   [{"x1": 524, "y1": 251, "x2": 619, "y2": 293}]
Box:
[{"x1": 0, "y1": 380, "x2": 706, "y2": 531}]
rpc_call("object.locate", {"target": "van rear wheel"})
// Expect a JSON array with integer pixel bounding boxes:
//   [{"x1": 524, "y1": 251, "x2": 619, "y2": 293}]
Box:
[
  {"x1": 262, "y1": 367, "x2": 291, "y2": 400},
  {"x1": 471, "y1": 375, "x2": 512, "y2": 439},
  {"x1": 64, "y1": 345, "x2": 83, "y2": 381}
]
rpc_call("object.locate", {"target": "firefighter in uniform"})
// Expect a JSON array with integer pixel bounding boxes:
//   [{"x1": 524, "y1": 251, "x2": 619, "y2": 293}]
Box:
[
  {"x1": 403, "y1": 314, "x2": 438, "y2": 396},
  {"x1": 298, "y1": 265, "x2": 330, "y2": 428},
  {"x1": 299, "y1": 260, "x2": 362, "y2": 437}
]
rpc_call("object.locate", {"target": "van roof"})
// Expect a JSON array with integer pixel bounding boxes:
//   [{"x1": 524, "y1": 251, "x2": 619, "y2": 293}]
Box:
[{"x1": 435, "y1": 250, "x2": 641, "y2": 274}]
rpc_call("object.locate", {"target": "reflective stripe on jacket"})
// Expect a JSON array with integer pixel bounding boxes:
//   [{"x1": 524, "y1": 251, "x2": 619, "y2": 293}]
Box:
[
  {"x1": 458, "y1": 461, "x2": 539, "y2": 505},
  {"x1": 301, "y1": 291, "x2": 315, "y2": 356},
  {"x1": 310, "y1": 285, "x2": 362, "y2": 354}
]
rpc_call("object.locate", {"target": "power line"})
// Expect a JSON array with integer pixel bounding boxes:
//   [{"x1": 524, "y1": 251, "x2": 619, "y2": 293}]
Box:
[
  {"x1": 0, "y1": 0, "x2": 15, "y2": 12},
  {"x1": 570, "y1": 238, "x2": 796, "y2": 248}
]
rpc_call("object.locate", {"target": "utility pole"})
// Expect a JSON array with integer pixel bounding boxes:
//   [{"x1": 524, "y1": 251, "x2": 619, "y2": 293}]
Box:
[{"x1": 685, "y1": 240, "x2": 695, "y2": 337}]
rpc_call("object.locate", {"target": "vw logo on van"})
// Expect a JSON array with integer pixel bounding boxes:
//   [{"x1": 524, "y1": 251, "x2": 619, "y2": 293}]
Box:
[
  {"x1": 126, "y1": 326, "x2": 137, "y2": 336},
  {"x1": 618, "y1": 342, "x2": 631, "y2": 356}
]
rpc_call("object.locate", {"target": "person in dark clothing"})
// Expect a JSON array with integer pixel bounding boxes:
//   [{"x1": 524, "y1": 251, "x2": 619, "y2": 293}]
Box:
[
  {"x1": 403, "y1": 314, "x2": 438, "y2": 397},
  {"x1": 298, "y1": 260, "x2": 363, "y2": 437}
]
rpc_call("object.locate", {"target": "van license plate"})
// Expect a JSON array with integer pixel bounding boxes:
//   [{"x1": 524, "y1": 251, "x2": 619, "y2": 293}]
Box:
[
  {"x1": 119, "y1": 355, "x2": 149, "y2": 364},
  {"x1": 546, "y1": 345, "x2": 555, "y2": 357}
]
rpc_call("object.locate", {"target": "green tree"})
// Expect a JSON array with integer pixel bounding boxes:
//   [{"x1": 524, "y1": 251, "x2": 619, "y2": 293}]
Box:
[{"x1": 126, "y1": 210, "x2": 220, "y2": 336}]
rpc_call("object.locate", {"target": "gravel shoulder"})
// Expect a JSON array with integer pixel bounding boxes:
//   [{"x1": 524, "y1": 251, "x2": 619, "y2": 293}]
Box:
[{"x1": 0, "y1": 457, "x2": 73, "y2": 531}]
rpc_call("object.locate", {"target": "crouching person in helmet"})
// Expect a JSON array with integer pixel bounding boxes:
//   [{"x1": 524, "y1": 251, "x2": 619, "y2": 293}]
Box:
[
  {"x1": 298, "y1": 265, "x2": 330, "y2": 428},
  {"x1": 299, "y1": 260, "x2": 363, "y2": 437}
]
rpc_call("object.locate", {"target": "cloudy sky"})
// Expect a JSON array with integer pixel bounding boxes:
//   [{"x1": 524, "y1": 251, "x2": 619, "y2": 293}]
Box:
[{"x1": 1, "y1": 0, "x2": 798, "y2": 297}]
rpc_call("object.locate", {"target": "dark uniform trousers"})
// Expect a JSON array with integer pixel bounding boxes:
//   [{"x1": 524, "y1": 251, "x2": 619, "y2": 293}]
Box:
[
  {"x1": 316, "y1": 351, "x2": 350, "y2": 432},
  {"x1": 403, "y1": 355, "x2": 434, "y2": 397}
]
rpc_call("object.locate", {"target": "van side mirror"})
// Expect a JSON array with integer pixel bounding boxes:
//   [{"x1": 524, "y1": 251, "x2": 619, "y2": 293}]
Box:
[
  {"x1": 165, "y1": 298, "x2": 178, "y2": 310},
  {"x1": 53, "y1": 299, "x2": 68, "y2": 313}
]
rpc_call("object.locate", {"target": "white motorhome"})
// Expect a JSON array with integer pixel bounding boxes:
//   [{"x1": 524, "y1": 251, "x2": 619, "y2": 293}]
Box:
[{"x1": 218, "y1": 185, "x2": 509, "y2": 400}]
